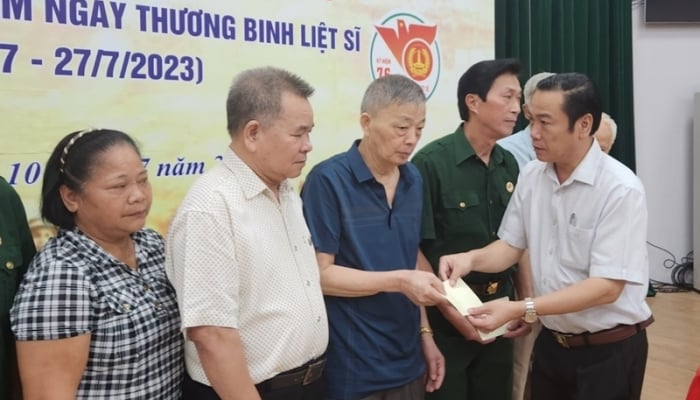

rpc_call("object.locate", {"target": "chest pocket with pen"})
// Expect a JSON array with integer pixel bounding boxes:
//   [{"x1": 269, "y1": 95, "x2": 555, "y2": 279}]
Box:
[{"x1": 559, "y1": 214, "x2": 595, "y2": 269}]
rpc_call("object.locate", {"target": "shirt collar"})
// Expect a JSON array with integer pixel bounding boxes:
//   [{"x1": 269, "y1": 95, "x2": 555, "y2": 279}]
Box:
[
  {"x1": 347, "y1": 139, "x2": 418, "y2": 186},
  {"x1": 348, "y1": 140, "x2": 375, "y2": 183},
  {"x1": 545, "y1": 138, "x2": 603, "y2": 186},
  {"x1": 221, "y1": 147, "x2": 292, "y2": 200},
  {"x1": 63, "y1": 228, "x2": 103, "y2": 258},
  {"x1": 62, "y1": 228, "x2": 160, "y2": 270},
  {"x1": 452, "y1": 123, "x2": 506, "y2": 166}
]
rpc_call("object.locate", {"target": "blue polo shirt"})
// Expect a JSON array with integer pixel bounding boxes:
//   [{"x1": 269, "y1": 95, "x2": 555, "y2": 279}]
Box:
[{"x1": 301, "y1": 140, "x2": 424, "y2": 400}]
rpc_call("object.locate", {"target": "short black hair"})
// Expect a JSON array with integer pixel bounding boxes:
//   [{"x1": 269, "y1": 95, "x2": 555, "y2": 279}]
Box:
[
  {"x1": 536, "y1": 73, "x2": 602, "y2": 134},
  {"x1": 457, "y1": 58, "x2": 522, "y2": 121}
]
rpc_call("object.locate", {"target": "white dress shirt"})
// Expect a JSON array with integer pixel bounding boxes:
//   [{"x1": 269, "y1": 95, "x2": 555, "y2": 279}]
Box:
[{"x1": 498, "y1": 140, "x2": 652, "y2": 333}]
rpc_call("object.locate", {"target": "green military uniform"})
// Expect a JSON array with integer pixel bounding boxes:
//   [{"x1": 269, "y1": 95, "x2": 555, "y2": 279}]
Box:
[
  {"x1": 0, "y1": 177, "x2": 36, "y2": 399},
  {"x1": 412, "y1": 124, "x2": 519, "y2": 400}
]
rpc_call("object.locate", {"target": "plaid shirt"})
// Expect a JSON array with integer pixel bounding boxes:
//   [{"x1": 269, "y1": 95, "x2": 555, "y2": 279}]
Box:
[{"x1": 11, "y1": 228, "x2": 184, "y2": 399}]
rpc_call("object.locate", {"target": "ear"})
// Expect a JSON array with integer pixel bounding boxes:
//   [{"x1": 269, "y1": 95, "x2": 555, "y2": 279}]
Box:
[
  {"x1": 522, "y1": 104, "x2": 532, "y2": 121},
  {"x1": 465, "y1": 93, "x2": 480, "y2": 115},
  {"x1": 59, "y1": 184, "x2": 79, "y2": 213},
  {"x1": 241, "y1": 120, "x2": 262, "y2": 151},
  {"x1": 360, "y1": 112, "x2": 372, "y2": 135},
  {"x1": 577, "y1": 113, "x2": 594, "y2": 138}
]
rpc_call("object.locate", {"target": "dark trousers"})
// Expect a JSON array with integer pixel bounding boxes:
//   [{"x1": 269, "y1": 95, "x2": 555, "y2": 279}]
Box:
[
  {"x1": 426, "y1": 279, "x2": 515, "y2": 400},
  {"x1": 531, "y1": 328, "x2": 648, "y2": 400},
  {"x1": 426, "y1": 334, "x2": 513, "y2": 400},
  {"x1": 358, "y1": 376, "x2": 424, "y2": 400},
  {"x1": 183, "y1": 372, "x2": 325, "y2": 400}
]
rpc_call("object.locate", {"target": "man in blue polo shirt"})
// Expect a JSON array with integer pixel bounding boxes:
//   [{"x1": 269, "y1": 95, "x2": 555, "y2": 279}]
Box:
[{"x1": 301, "y1": 75, "x2": 447, "y2": 400}]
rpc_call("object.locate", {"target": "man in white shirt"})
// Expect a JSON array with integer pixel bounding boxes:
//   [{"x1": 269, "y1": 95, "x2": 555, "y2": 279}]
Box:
[
  {"x1": 440, "y1": 72, "x2": 653, "y2": 400},
  {"x1": 496, "y1": 71, "x2": 554, "y2": 400},
  {"x1": 500, "y1": 74, "x2": 622, "y2": 400},
  {"x1": 166, "y1": 67, "x2": 328, "y2": 400}
]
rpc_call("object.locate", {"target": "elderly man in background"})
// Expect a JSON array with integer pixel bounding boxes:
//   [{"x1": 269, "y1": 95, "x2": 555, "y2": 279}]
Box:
[
  {"x1": 498, "y1": 71, "x2": 555, "y2": 169},
  {"x1": 594, "y1": 112, "x2": 617, "y2": 154}
]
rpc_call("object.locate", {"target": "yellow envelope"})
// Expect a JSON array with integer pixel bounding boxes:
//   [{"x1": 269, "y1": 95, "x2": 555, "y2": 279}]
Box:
[{"x1": 442, "y1": 280, "x2": 509, "y2": 340}]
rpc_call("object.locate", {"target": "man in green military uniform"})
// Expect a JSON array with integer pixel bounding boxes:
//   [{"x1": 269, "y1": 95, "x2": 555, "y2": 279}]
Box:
[
  {"x1": 412, "y1": 58, "x2": 531, "y2": 400},
  {"x1": 0, "y1": 177, "x2": 36, "y2": 399}
]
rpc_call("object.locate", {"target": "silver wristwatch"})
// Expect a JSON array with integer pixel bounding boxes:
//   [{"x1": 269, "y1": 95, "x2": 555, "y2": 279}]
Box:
[{"x1": 523, "y1": 297, "x2": 538, "y2": 323}]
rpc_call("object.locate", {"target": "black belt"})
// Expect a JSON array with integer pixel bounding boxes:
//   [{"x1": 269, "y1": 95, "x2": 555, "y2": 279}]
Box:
[{"x1": 255, "y1": 356, "x2": 326, "y2": 393}]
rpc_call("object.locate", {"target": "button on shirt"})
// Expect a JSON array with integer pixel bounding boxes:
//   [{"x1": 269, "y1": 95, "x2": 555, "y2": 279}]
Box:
[
  {"x1": 11, "y1": 228, "x2": 184, "y2": 399},
  {"x1": 0, "y1": 177, "x2": 35, "y2": 400},
  {"x1": 412, "y1": 125, "x2": 519, "y2": 334},
  {"x1": 301, "y1": 140, "x2": 424, "y2": 400},
  {"x1": 498, "y1": 141, "x2": 652, "y2": 333},
  {"x1": 166, "y1": 148, "x2": 328, "y2": 385}
]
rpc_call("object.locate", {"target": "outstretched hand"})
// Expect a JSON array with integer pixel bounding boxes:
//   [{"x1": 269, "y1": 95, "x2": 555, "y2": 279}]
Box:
[
  {"x1": 400, "y1": 270, "x2": 447, "y2": 306},
  {"x1": 436, "y1": 302, "x2": 495, "y2": 344},
  {"x1": 438, "y1": 252, "x2": 474, "y2": 286},
  {"x1": 467, "y1": 299, "x2": 522, "y2": 332}
]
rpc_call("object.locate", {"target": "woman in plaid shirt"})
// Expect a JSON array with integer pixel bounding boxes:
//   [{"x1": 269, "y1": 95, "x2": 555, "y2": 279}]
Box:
[{"x1": 10, "y1": 129, "x2": 184, "y2": 399}]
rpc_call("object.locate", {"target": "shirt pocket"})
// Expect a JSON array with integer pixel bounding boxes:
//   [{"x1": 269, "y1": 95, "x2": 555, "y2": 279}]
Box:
[
  {"x1": 91, "y1": 290, "x2": 144, "y2": 371},
  {"x1": 560, "y1": 225, "x2": 594, "y2": 270},
  {"x1": 146, "y1": 270, "x2": 181, "y2": 322},
  {"x1": 439, "y1": 190, "x2": 480, "y2": 235}
]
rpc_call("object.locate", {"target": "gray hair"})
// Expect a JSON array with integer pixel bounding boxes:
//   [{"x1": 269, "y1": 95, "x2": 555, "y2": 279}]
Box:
[
  {"x1": 360, "y1": 75, "x2": 426, "y2": 115},
  {"x1": 523, "y1": 72, "x2": 555, "y2": 104},
  {"x1": 226, "y1": 66, "x2": 314, "y2": 135},
  {"x1": 601, "y1": 112, "x2": 618, "y2": 142}
]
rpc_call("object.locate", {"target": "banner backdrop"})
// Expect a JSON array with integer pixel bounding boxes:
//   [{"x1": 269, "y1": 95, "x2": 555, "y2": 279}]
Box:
[{"x1": 0, "y1": 0, "x2": 494, "y2": 244}]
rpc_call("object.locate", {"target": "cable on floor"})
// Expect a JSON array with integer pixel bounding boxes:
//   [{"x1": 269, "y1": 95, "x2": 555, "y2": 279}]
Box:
[{"x1": 647, "y1": 241, "x2": 694, "y2": 293}]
